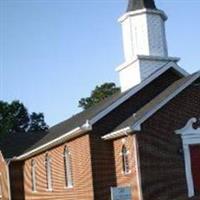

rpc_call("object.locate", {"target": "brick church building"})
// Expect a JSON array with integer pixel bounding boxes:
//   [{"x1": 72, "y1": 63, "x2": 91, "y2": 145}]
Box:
[{"x1": 0, "y1": 0, "x2": 199, "y2": 200}]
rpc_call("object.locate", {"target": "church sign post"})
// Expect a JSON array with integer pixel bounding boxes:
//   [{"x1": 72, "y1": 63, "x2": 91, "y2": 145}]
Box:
[{"x1": 111, "y1": 186, "x2": 132, "y2": 200}]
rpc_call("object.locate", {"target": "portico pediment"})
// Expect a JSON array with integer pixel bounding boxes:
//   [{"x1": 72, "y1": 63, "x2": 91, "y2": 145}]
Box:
[{"x1": 176, "y1": 118, "x2": 200, "y2": 136}]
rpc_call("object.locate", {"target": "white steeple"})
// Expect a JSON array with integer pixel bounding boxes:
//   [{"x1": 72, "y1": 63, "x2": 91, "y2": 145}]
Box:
[{"x1": 117, "y1": 0, "x2": 179, "y2": 92}]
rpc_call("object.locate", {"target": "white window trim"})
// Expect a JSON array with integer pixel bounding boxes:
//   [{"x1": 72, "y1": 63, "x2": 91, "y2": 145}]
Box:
[
  {"x1": 31, "y1": 160, "x2": 37, "y2": 192},
  {"x1": 176, "y1": 117, "x2": 200, "y2": 197},
  {"x1": 45, "y1": 155, "x2": 53, "y2": 192},
  {"x1": 121, "y1": 146, "x2": 131, "y2": 175},
  {"x1": 64, "y1": 147, "x2": 73, "y2": 188}
]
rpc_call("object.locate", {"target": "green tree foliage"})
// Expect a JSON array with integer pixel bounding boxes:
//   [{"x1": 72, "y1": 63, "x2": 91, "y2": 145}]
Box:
[
  {"x1": 0, "y1": 100, "x2": 48, "y2": 138},
  {"x1": 79, "y1": 82, "x2": 120, "y2": 110},
  {"x1": 29, "y1": 112, "x2": 48, "y2": 132}
]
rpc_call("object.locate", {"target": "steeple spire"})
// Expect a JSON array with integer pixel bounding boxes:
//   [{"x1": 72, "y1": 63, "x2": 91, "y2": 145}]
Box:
[
  {"x1": 117, "y1": 0, "x2": 180, "y2": 92},
  {"x1": 127, "y1": 0, "x2": 157, "y2": 12}
]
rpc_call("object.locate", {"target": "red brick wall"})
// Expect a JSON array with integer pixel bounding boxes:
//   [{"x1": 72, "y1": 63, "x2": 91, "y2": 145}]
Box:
[
  {"x1": 113, "y1": 135, "x2": 142, "y2": 200},
  {"x1": 11, "y1": 134, "x2": 94, "y2": 200},
  {"x1": 9, "y1": 161, "x2": 25, "y2": 200},
  {"x1": 137, "y1": 82, "x2": 200, "y2": 200},
  {"x1": 89, "y1": 134, "x2": 116, "y2": 200},
  {"x1": 0, "y1": 152, "x2": 9, "y2": 200}
]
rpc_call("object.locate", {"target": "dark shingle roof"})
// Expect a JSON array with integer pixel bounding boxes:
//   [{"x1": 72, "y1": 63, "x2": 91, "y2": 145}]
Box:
[
  {"x1": 127, "y1": 0, "x2": 157, "y2": 12},
  {"x1": 24, "y1": 89, "x2": 128, "y2": 153},
  {"x1": 0, "y1": 87, "x2": 129, "y2": 159},
  {"x1": 0, "y1": 131, "x2": 48, "y2": 159},
  {"x1": 112, "y1": 72, "x2": 200, "y2": 132},
  {"x1": 0, "y1": 78, "x2": 137, "y2": 158}
]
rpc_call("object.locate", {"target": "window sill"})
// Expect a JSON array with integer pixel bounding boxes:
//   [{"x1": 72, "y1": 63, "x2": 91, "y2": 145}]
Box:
[
  {"x1": 46, "y1": 189, "x2": 53, "y2": 192},
  {"x1": 122, "y1": 170, "x2": 131, "y2": 175},
  {"x1": 64, "y1": 185, "x2": 73, "y2": 189}
]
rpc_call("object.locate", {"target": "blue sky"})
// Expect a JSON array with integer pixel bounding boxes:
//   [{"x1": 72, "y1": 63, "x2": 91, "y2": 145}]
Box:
[{"x1": 1, "y1": 0, "x2": 200, "y2": 126}]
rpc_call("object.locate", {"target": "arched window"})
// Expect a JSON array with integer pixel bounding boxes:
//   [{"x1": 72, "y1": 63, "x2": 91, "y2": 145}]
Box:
[
  {"x1": 45, "y1": 154, "x2": 52, "y2": 191},
  {"x1": 122, "y1": 145, "x2": 130, "y2": 174},
  {"x1": 63, "y1": 146, "x2": 73, "y2": 188},
  {"x1": 31, "y1": 160, "x2": 36, "y2": 192}
]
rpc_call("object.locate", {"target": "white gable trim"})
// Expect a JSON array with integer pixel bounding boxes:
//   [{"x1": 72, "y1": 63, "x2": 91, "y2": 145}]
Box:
[
  {"x1": 132, "y1": 72, "x2": 200, "y2": 131},
  {"x1": 176, "y1": 118, "x2": 200, "y2": 197},
  {"x1": 90, "y1": 62, "x2": 188, "y2": 125},
  {"x1": 102, "y1": 72, "x2": 199, "y2": 141}
]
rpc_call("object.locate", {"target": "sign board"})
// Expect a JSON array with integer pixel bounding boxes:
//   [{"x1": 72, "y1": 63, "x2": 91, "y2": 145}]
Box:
[{"x1": 111, "y1": 186, "x2": 132, "y2": 200}]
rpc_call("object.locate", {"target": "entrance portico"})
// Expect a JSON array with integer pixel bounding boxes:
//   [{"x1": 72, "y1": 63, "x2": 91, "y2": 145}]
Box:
[{"x1": 176, "y1": 118, "x2": 200, "y2": 197}]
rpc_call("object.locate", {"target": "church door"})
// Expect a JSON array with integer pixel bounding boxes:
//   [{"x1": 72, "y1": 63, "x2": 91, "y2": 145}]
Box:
[{"x1": 190, "y1": 145, "x2": 200, "y2": 194}]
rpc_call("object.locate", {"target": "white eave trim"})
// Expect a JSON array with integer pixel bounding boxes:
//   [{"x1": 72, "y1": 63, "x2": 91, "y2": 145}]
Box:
[
  {"x1": 118, "y1": 8, "x2": 168, "y2": 23},
  {"x1": 132, "y1": 71, "x2": 200, "y2": 131},
  {"x1": 15, "y1": 121, "x2": 92, "y2": 160},
  {"x1": 102, "y1": 127, "x2": 132, "y2": 140},
  {"x1": 116, "y1": 55, "x2": 181, "y2": 72},
  {"x1": 90, "y1": 62, "x2": 188, "y2": 125}
]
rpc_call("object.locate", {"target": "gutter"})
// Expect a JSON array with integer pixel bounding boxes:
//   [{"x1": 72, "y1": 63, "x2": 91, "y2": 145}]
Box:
[
  {"x1": 102, "y1": 127, "x2": 132, "y2": 140},
  {"x1": 15, "y1": 120, "x2": 92, "y2": 161}
]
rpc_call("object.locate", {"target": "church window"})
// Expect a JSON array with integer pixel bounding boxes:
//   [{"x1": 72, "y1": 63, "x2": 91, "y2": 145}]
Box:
[
  {"x1": 122, "y1": 145, "x2": 130, "y2": 174},
  {"x1": 63, "y1": 146, "x2": 73, "y2": 188},
  {"x1": 45, "y1": 154, "x2": 53, "y2": 191},
  {"x1": 31, "y1": 160, "x2": 37, "y2": 192}
]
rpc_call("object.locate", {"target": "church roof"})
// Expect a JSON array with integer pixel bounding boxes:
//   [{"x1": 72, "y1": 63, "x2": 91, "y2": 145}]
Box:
[
  {"x1": 127, "y1": 0, "x2": 157, "y2": 12},
  {"x1": 0, "y1": 131, "x2": 48, "y2": 159},
  {"x1": 0, "y1": 64, "x2": 188, "y2": 160},
  {"x1": 102, "y1": 71, "x2": 200, "y2": 140}
]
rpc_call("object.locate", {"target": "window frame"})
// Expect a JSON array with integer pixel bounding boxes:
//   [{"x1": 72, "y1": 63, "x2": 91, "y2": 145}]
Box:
[
  {"x1": 45, "y1": 154, "x2": 53, "y2": 191},
  {"x1": 31, "y1": 160, "x2": 37, "y2": 192},
  {"x1": 121, "y1": 145, "x2": 130, "y2": 175},
  {"x1": 63, "y1": 146, "x2": 73, "y2": 188}
]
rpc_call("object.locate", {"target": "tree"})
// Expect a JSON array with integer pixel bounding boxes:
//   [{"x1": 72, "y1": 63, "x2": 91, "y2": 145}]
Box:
[
  {"x1": 0, "y1": 100, "x2": 48, "y2": 138},
  {"x1": 78, "y1": 82, "x2": 120, "y2": 110},
  {"x1": 29, "y1": 112, "x2": 48, "y2": 132}
]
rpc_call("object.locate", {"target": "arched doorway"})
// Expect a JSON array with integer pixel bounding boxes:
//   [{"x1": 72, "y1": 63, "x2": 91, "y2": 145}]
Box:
[
  {"x1": 190, "y1": 145, "x2": 200, "y2": 194},
  {"x1": 176, "y1": 118, "x2": 200, "y2": 197}
]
